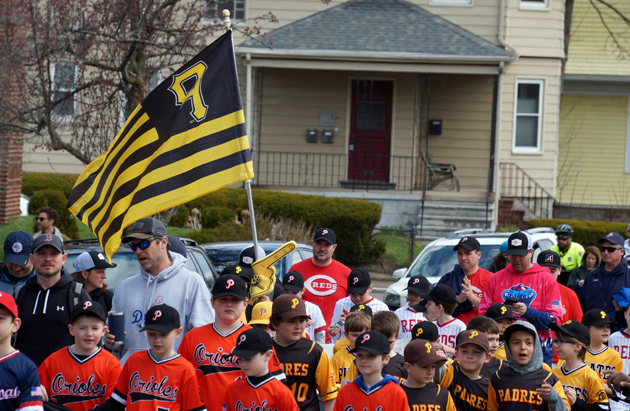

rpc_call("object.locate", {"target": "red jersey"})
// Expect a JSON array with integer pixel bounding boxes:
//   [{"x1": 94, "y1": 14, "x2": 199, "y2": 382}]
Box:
[
  {"x1": 111, "y1": 350, "x2": 205, "y2": 411},
  {"x1": 457, "y1": 268, "x2": 493, "y2": 324},
  {"x1": 38, "y1": 347, "x2": 120, "y2": 411},
  {"x1": 332, "y1": 376, "x2": 408, "y2": 411},
  {"x1": 178, "y1": 322, "x2": 285, "y2": 411},
  {"x1": 222, "y1": 374, "x2": 299, "y2": 411}
]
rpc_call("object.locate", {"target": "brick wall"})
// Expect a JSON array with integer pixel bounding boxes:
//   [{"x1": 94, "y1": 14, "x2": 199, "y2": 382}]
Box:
[
  {"x1": 0, "y1": 130, "x2": 24, "y2": 224},
  {"x1": 496, "y1": 198, "x2": 527, "y2": 230}
]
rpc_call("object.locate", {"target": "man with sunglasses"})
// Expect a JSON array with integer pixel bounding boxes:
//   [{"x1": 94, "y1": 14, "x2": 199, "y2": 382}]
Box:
[
  {"x1": 581, "y1": 232, "x2": 630, "y2": 314},
  {"x1": 33, "y1": 207, "x2": 66, "y2": 241},
  {"x1": 550, "y1": 224, "x2": 584, "y2": 286},
  {"x1": 105, "y1": 217, "x2": 213, "y2": 365}
]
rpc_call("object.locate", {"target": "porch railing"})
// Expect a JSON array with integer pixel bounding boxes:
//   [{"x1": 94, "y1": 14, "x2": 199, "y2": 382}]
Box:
[{"x1": 499, "y1": 162, "x2": 555, "y2": 219}]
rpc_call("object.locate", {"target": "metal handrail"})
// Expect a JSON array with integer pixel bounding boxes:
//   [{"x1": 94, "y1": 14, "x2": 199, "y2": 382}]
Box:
[{"x1": 499, "y1": 162, "x2": 555, "y2": 219}]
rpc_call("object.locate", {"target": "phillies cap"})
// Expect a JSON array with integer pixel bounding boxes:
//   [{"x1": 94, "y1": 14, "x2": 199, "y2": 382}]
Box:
[
  {"x1": 212, "y1": 274, "x2": 248, "y2": 300},
  {"x1": 456, "y1": 330, "x2": 490, "y2": 352},
  {"x1": 598, "y1": 232, "x2": 625, "y2": 247},
  {"x1": 548, "y1": 320, "x2": 590, "y2": 346},
  {"x1": 426, "y1": 284, "x2": 457, "y2": 305},
  {"x1": 582, "y1": 309, "x2": 617, "y2": 327},
  {"x1": 537, "y1": 250, "x2": 561, "y2": 268},
  {"x1": 0, "y1": 291, "x2": 18, "y2": 318},
  {"x1": 3, "y1": 231, "x2": 34, "y2": 266},
  {"x1": 347, "y1": 268, "x2": 371, "y2": 294},
  {"x1": 232, "y1": 328, "x2": 273, "y2": 358},
  {"x1": 249, "y1": 300, "x2": 273, "y2": 326},
  {"x1": 352, "y1": 331, "x2": 390, "y2": 355},
  {"x1": 70, "y1": 300, "x2": 107, "y2": 322},
  {"x1": 74, "y1": 250, "x2": 117, "y2": 272},
  {"x1": 122, "y1": 217, "x2": 167, "y2": 243},
  {"x1": 282, "y1": 271, "x2": 304, "y2": 293},
  {"x1": 411, "y1": 321, "x2": 439, "y2": 342},
  {"x1": 485, "y1": 303, "x2": 514, "y2": 321},
  {"x1": 272, "y1": 294, "x2": 309, "y2": 320},
  {"x1": 405, "y1": 275, "x2": 430, "y2": 297},
  {"x1": 404, "y1": 339, "x2": 446, "y2": 367},
  {"x1": 314, "y1": 228, "x2": 336, "y2": 245},
  {"x1": 505, "y1": 231, "x2": 533, "y2": 256},
  {"x1": 167, "y1": 236, "x2": 187, "y2": 258},
  {"x1": 350, "y1": 303, "x2": 373, "y2": 317},
  {"x1": 141, "y1": 304, "x2": 180, "y2": 333},
  {"x1": 32, "y1": 233, "x2": 64, "y2": 253},
  {"x1": 453, "y1": 236, "x2": 480, "y2": 252}
]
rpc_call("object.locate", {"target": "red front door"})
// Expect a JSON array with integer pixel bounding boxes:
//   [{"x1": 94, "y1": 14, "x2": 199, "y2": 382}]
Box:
[{"x1": 348, "y1": 80, "x2": 393, "y2": 182}]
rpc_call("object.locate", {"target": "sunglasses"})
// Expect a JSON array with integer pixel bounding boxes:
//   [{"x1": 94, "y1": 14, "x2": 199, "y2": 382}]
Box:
[
  {"x1": 600, "y1": 246, "x2": 621, "y2": 253},
  {"x1": 129, "y1": 237, "x2": 159, "y2": 252},
  {"x1": 36, "y1": 217, "x2": 48, "y2": 221},
  {"x1": 552, "y1": 339, "x2": 575, "y2": 346},
  {"x1": 556, "y1": 236, "x2": 569, "y2": 241}
]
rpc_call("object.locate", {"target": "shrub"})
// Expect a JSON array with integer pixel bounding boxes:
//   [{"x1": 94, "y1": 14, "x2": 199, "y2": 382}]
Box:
[
  {"x1": 169, "y1": 205, "x2": 190, "y2": 228},
  {"x1": 28, "y1": 189, "x2": 80, "y2": 239},
  {"x1": 528, "y1": 218, "x2": 628, "y2": 248},
  {"x1": 22, "y1": 172, "x2": 78, "y2": 198},
  {"x1": 201, "y1": 207, "x2": 236, "y2": 229}
]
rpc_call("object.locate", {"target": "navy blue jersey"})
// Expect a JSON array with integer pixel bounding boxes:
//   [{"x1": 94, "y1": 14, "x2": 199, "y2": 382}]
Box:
[{"x1": 0, "y1": 350, "x2": 43, "y2": 411}]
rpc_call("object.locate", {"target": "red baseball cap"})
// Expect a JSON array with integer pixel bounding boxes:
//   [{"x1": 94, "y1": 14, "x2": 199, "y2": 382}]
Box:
[{"x1": 0, "y1": 291, "x2": 18, "y2": 318}]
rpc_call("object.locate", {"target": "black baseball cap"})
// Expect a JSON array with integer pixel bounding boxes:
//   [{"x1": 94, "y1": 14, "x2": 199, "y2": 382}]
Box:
[
  {"x1": 350, "y1": 303, "x2": 373, "y2": 317},
  {"x1": 70, "y1": 301, "x2": 107, "y2": 323},
  {"x1": 282, "y1": 271, "x2": 304, "y2": 293},
  {"x1": 220, "y1": 264, "x2": 239, "y2": 276},
  {"x1": 505, "y1": 231, "x2": 533, "y2": 256},
  {"x1": 3, "y1": 231, "x2": 34, "y2": 266},
  {"x1": 405, "y1": 276, "x2": 430, "y2": 297},
  {"x1": 272, "y1": 294, "x2": 309, "y2": 320},
  {"x1": 453, "y1": 236, "x2": 480, "y2": 252},
  {"x1": 411, "y1": 321, "x2": 439, "y2": 342},
  {"x1": 537, "y1": 250, "x2": 561, "y2": 268},
  {"x1": 548, "y1": 320, "x2": 590, "y2": 346},
  {"x1": 212, "y1": 274, "x2": 248, "y2": 300},
  {"x1": 347, "y1": 268, "x2": 371, "y2": 294},
  {"x1": 141, "y1": 304, "x2": 181, "y2": 333},
  {"x1": 485, "y1": 303, "x2": 514, "y2": 321},
  {"x1": 231, "y1": 328, "x2": 273, "y2": 358},
  {"x1": 582, "y1": 309, "x2": 617, "y2": 327},
  {"x1": 32, "y1": 233, "x2": 64, "y2": 253},
  {"x1": 122, "y1": 217, "x2": 167, "y2": 243},
  {"x1": 314, "y1": 228, "x2": 336, "y2": 245},
  {"x1": 74, "y1": 250, "x2": 117, "y2": 272},
  {"x1": 426, "y1": 284, "x2": 457, "y2": 305},
  {"x1": 404, "y1": 339, "x2": 446, "y2": 367},
  {"x1": 599, "y1": 232, "x2": 625, "y2": 247},
  {"x1": 352, "y1": 331, "x2": 390, "y2": 355}
]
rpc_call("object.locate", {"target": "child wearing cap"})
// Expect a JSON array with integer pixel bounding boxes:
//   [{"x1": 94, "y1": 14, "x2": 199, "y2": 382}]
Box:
[
  {"x1": 371, "y1": 311, "x2": 406, "y2": 380},
  {"x1": 332, "y1": 330, "x2": 408, "y2": 411},
  {"x1": 270, "y1": 294, "x2": 337, "y2": 410},
  {"x1": 394, "y1": 275, "x2": 428, "y2": 340},
  {"x1": 282, "y1": 271, "x2": 327, "y2": 344},
  {"x1": 549, "y1": 320, "x2": 609, "y2": 411},
  {"x1": 484, "y1": 303, "x2": 515, "y2": 360},
  {"x1": 223, "y1": 328, "x2": 299, "y2": 410},
  {"x1": 328, "y1": 269, "x2": 388, "y2": 343},
  {"x1": 402, "y1": 339, "x2": 455, "y2": 411},
  {"x1": 467, "y1": 316, "x2": 507, "y2": 379},
  {"x1": 179, "y1": 275, "x2": 285, "y2": 411},
  {"x1": 71, "y1": 250, "x2": 117, "y2": 313},
  {"x1": 487, "y1": 321, "x2": 570, "y2": 411},
  {"x1": 423, "y1": 284, "x2": 465, "y2": 358},
  {"x1": 38, "y1": 301, "x2": 121, "y2": 411},
  {"x1": 96, "y1": 304, "x2": 205, "y2": 411},
  {"x1": 249, "y1": 300, "x2": 275, "y2": 337},
  {"x1": 0, "y1": 291, "x2": 43, "y2": 411},
  {"x1": 609, "y1": 303, "x2": 630, "y2": 411},
  {"x1": 411, "y1": 321, "x2": 449, "y2": 359},
  {"x1": 332, "y1": 304, "x2": 373, "y2": 355},
  {"x1": 330, "y1": 311, "x2": 371, "y2": 386}
]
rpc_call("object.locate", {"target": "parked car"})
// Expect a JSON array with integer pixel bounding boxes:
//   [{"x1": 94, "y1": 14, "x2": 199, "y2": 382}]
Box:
[
  {"x1": 383, "y1": 228, "x2": 557, "y2": 310},
  {"x1": 202, "y1": 240, "x2": 313, "y2": 281},
  {"x1": 63, "y1": 238, "x2": 218, "y2": 291}
]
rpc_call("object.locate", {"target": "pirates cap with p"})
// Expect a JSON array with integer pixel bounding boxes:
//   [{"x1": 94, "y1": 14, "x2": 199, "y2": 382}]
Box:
[
  {"x1": 404, "y1": 339, "x2": 447, "y2": 367},
  {"x1": 548, "y1": 320, "x2": 590, "y2": 346},
  {"x1": 272, "y1": 294, "x2": 309, "y2": 320}
]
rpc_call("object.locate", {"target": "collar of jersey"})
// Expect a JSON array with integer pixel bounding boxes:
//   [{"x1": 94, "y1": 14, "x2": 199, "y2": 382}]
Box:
[
  {"x1": 354, "y1": 374, "x2": 399, "y2": 395},
  {"x1": 246, "y1": 373, "x2": 274, "y2": 388}
]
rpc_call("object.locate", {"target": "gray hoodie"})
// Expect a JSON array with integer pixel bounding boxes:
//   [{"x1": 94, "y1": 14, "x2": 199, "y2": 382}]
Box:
[{"x1": 111, "y1": 251, "x2": 214, "y2": 364}]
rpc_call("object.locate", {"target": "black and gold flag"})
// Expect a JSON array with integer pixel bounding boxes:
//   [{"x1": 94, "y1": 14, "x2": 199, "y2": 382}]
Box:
[{"x1": 68, "y1": 31, "x2": 253, "y2": 260}]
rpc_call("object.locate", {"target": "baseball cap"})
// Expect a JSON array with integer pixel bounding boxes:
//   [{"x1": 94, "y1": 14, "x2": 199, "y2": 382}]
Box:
[
  {"x1": 121, "y1": 217, "x2": 167, "y2": 243},
  {"x1": 249, "y1": 300, "x2": 273, "y2": 326},
  {"x1": 485, "y1": 303, "x2": 514, "y2": 321},
  {"x1": 453, "y1": 236, "x2": 480, "y2": 252},
  {"x1": 232, "y1": 328, "x2": 273, "y2": 358},
  {"x1": 70, "y1": 300, "x2": 107, "y2": 323},
  {"x1": 240, "y1": 246, "x2": 266, "y2": 265},
  {"x1": 505, "y1": 231, "x2": 533, "y2": 256},
  {"x1": 404, "y1": 339, "x2": 446, "y2": 367},
  {"x1": 405, "y1": 276, "x2": 430, "y2": 298},
  {"x1": 411, "y1": 321, "x2": 439, "y2": 342},
  {"x1": 537, "y1": 250, "x2": 561, "y2": 268},
  {"x1": 212, "y1": 274, "x2": 248, "y2": 300},
  {"x1": 548, "y1": 320, "x2": 590, "y2": 346},
  {"x1": 426, "y1": 284, "x2": 457, "y2": 305},
  {"x1": 282, "y1": 271, "x2": 304, "y2": 293},
  {"x1": 352, "y1": 331, "x2": 390, "y2": 355},
  {"x1": 272, "y1": 294, "x2": 309, "y2": 320},
  {"x1": 598, "y1": 232, "x2": 625, "y2": 247},
  {"x1": 32, "y1": 233, "x2": 64, "y2": 253},
  {"x1": 503, "y1": 320, "x2": 536, "y2": 342},
  {"x1": 3, "y1": 231, "x2": 34, "y2": 266},
  {"x1": 141, "y1": 304, "x2": 181, "y2": 333},
  {"x1": 581, "y1": 309, "x2": 617, "y2": 327},
  {"x1": 0, "y1": 291, "x2": 18, "y2": 318},
  {"x1": 347, "y1": 268, "x2": 371, "y2": 294},
  {"x1": 456, "y1": 330, "x2": 490, "y2": 352},
  {"x1": 167, "y1": 235, "x2": 187, "y2": 258},
  {"x1": 350, "y1": 303, "x2": 373, "y2": 317},
  {"x1": 314, "y1": 228, "x2": 336, "y2": 245},
  {"x1": 499, "y1": 240, "x2": 508, "y2": 254},
  {"x1": 74, "y1": 250, "x2": 117, "y2": 272}
]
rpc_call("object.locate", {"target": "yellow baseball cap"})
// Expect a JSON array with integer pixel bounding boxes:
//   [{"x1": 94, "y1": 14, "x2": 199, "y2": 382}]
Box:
[{"x1": 249, "y1": 300, "x2": 273, "y2": 325}]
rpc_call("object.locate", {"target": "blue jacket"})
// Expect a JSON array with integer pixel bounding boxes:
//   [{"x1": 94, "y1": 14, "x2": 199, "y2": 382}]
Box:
[
  {"x1": 580, "y1": 259, "x2": 630, "y2": 314},
  {"x1": 437, "y1": 264, "x2": 473, "y2": 318},
  {"x1": 0, "y1": 263, "x2": 36, "y2": 297}
]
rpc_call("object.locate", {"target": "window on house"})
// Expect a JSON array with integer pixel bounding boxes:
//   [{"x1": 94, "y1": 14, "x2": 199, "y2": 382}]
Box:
[
  {"x1": 520, "y1": 0, "x2": 548, "y2": 9},
  {"x1": 52, "y1": 63, "x2": 77, "y2": 118},
  {"x1": 210, "y1": 0, "x2": 246, "y2": 20},
  {"x1": 513, "y1": 79, "x2": 544, "y2": 152},
  {"x1": 430, "y1": 0, "x2": 472, "y2": 5}
]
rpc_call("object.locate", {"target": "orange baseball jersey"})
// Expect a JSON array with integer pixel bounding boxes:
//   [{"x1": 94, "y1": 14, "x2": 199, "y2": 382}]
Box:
[
  {"x1": 438, "y1": 360, "x2": 489, "y2": 411},
  {"x1": 38, "y1": 347, "x2": 121, "y2": 411},
  {"x1": 402, "y1": 382, "x2": 457, "y2": 411},
  {"x1": 330, "y1": 345, "x2": 359, "y2": 386},
  {"x1": 222, "y1": 374, "x2": 299, "y2": 411},
  {"x1": 111, "y1": 350, "x2": 205, "y2": 411},
  {"x1": 333, "y1": 375, "x2": 408, "y2": 411},
  {"x1": 178, "y1": 322, "x2": 285, "y2": 411},
  {"x1": 494, "y1": 343, "x2": 507, "y2": 360}
]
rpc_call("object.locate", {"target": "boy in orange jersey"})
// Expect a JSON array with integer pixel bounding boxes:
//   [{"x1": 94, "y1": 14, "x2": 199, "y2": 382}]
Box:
[{"x1": 39, "y1": 301, "x2": 120, "y2": 410}]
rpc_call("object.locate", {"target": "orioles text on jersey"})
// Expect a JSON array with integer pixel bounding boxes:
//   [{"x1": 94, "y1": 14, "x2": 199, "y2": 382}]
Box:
[
  {"x1": 192, "y1": 343, "x2": 238, "y2": 374},
  {"x1": 51, "y1": 373, "x2": 108, "y2": 399},
  {"x1": 127, "y1": 372, "x2": 178, "y2": 402}
]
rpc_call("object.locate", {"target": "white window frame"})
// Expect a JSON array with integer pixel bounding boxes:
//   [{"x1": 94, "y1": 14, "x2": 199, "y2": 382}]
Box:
[
  {"x1": 51, "y1": 62, "x2": 78, "y2": 120},
  {"x1": 429, "y1": 0, "x2": 473, "y2": 6},
  {"x1": 210, "y1": 0, "x2": 246, "y2": 21},
  {"x1": 512, "y1": 78, "x2": 544, "y2": 154},
  {"x1": 520, "y1": 0, "x2": 549, "y2": 11}
]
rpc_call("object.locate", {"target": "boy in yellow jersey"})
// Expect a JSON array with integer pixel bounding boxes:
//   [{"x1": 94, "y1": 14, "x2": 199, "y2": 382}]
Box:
[
  {"x1": 330, "y1": 311, "x2": 370, "y2": 386},
  {"x1": 484, "y1": 302, "x2": 514, "y2": 360}
]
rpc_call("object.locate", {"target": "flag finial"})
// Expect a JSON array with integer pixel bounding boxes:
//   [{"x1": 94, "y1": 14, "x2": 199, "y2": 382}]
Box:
[{"x1": 222, "y1": 9, "x2": 231, "y2": 31}]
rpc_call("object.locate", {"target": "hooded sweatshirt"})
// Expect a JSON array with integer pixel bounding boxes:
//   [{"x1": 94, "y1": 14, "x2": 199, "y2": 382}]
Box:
[
  {"x1": 487, "y1": 321, "x2": 569, "y2": 411},
  {"x1": 111, "y1": 251, "x2": 214, "y2": 365},
  {"x1": 580, "y1": 259, "x2": 630, "y2": 314}
]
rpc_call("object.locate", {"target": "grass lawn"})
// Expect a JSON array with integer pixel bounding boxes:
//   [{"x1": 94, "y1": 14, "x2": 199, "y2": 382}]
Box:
[{"x1": 375, "y1": 230, "x2": 424, "y2": 269}]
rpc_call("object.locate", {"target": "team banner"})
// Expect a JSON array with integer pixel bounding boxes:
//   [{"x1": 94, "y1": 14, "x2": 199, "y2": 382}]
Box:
[{"x1": 68, "y1": 31, "x2": 254, "y2": 260}]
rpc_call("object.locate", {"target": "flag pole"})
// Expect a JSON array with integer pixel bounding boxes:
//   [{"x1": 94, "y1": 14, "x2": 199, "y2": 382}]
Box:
[{"x1": 223, "y1": 9, "x2": 260, "y2": 261}]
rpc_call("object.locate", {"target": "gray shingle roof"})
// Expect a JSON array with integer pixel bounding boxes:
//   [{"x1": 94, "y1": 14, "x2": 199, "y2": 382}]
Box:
[{"x1": 239, "y1": 0, "x2": 514, "y2": 60}]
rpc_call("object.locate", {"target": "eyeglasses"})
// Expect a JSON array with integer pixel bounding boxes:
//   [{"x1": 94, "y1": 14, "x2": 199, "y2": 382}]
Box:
[
  {"x1": 129, "y1": 237, "x2": 159, "y2": 252},
  {"x1": 36, "y1": 217, "x2": 48, "y2": 221},
  {"x1": 552, "y1": 339, "x2": 575, "y2": 346},
  {"x1": 556, "y1": 236, "x2": 569, "y2": 241},
  {"x1": 600, "y1": 246, "x2": 622, "y2": 253}
]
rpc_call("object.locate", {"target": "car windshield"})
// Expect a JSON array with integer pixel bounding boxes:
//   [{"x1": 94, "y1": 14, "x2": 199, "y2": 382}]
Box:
[
  {"x1": 64, "y1": 253, "x2": 142, "y2": 291},
  {"x1": 206, "y1": 246, "x2": 284, "y2": 276},
  {"x1": 407, "y1": 244, "x2": 501, "y2": 278}
]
